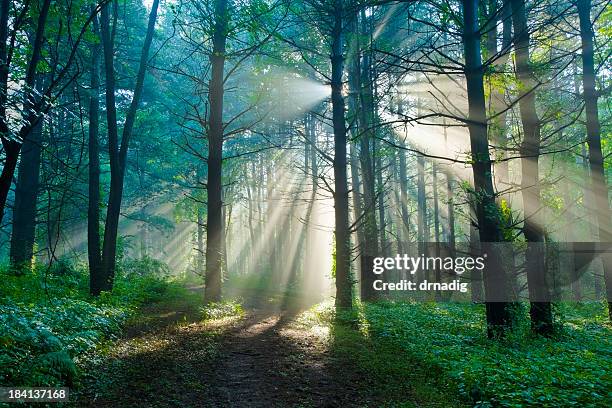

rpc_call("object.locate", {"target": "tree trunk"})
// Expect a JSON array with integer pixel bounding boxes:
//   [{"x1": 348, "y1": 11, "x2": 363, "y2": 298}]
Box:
[
  {"x1": 577, "y1": 0, "x2": 612, "y2": 320},
  {"x1": 487, "y1": 0, "x2": 512, "y2": 189},
  {"x1": 331, "y1": 0, "x2": 352, "y2": 308},
  {"x1": 444, "y1": 124, "x2": 456, "y2": 256},
  {"x1": 375, "y1": 141, "x2": 387, "y2": 254},
  {"x1": 0, "y1": 0, "x2": 11, "y2": 226},
  {"x1": 353, "y1": 9, "x2": 380, "y2": 301},
  {"x1": 432, "y1": 163, "x2": 441, "y2": 297},
  {"x1": 417, "y1": 154, "x2": 427, "y2": 253},
  {"x1": 204, "y1": 0, "x2": 229, "y2": 303},
  {"x1": 9, "y1": 99, "x2": 43, "y2": 269},
  {"x1": 398, "y1": 143, "x2": 410, "y2": 252},
  {"x1": 88, "y1": 12, "x2": 103, "y2": 295},
  {"x1": 469, "y1": 208, "x2": 483, "y2": 303},
  {"x1": 511, "y1": 0, "x2": 553, "y2": 335},
  {"x1": 462, "y1": 0, "x2": 513, "y2": 337},
  {"x1": 100, "y1": 0, "x2": 160, "y2": 292}
]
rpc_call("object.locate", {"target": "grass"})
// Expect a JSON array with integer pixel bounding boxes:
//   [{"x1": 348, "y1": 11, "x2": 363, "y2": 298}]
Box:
[{"x1": 300, "y1": 300, "x2": 611, "y2": 408}]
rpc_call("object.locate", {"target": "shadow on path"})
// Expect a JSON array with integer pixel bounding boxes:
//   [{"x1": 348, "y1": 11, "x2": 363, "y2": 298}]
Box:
[{"x1": 72, "y1": 289, "x2": 375, "y2": 407}]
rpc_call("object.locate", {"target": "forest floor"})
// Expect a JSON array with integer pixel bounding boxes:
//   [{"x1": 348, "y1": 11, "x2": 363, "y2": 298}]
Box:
[{"x1": 70, "y1": 284, "x2": 459, "y2": 408}]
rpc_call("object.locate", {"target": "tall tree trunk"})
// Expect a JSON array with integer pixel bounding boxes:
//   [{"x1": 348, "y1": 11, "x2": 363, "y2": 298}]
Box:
[
  {"x1": 511, "y1": 0, "x2": 553, "y2": 335},
  {"x1": 88, "y1": 12, "x2": 103, "y2": 295},
  {"x1": 204, "y1": 0, "x2": 229, "y2": 303},
  {"x1": 346, "y1": 17, "x2": 365, "y2": 286},
  {"x1": 462, "y1": 0, "x2": 513, "y2": 337},
  {"x1": 352, "y1": 9, "x2": 380, "y2": 301},
  {"x1": 577, "y1": 0, "x2": 612, "y2": 320},
  {"x1": 10, "y1": 79, "x2": 44, "y2": 270},
  {"x1": 246, "y1": 170, "x2": 255, "y2": 270},
  {"x1": 100, "y1": 0, "x2": 160, "y2": 292},
  {"x1": 304, "y1": 113, "x2": 318, "y2": 284},
  {"x1": 0, "y1": 0, "x2": 11, "y2": 225},
  {"x1": 331, "y1": 0, "x2": 352, "y2": 308}
]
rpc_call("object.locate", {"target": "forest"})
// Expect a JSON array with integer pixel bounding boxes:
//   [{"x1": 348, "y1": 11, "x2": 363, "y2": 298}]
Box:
[{"x1": 0, "y1": 0, "x2": 611, "y2": 406}]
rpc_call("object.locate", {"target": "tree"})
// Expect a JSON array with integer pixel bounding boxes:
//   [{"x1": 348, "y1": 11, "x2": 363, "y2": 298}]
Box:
[
  {"x1": 88, "y1": 8, "x2": 102, "y2": 295},
  {"x1": 0, "y1": 0, "x2": 103, "y2": 227},
  {"x1": 204, "y1": 0, "x2": 229, "y2": 303},
  {"x1": 94, "y1": 0, "x2": 160, "y2": 294},
  {"x1": 329, "y1": 0, "x2": 352, "y2": 308},
  {"x1": 576, "y1": 0, "x2": 612, "y2": 320},
  {"x1": 510, "y1": 0, "x2": 553, "y2": 335},
  {"x1": 462, "y1": 0, "x2": 514, "y2": 337},
  {"x1": 9, "y1": 80, "x2": 44, "y2": 269},
  {"x1": 347, "y1": 8, "x2": 379, "y2": 301}
]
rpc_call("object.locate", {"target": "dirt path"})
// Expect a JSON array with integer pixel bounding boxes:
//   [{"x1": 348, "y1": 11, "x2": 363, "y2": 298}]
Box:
[
  {"x1": 72, "y1": 291, "x2": 374, "y2": 407},
  {"x1": 208, "y1": 309, "x2": 371, "y2": 407}
]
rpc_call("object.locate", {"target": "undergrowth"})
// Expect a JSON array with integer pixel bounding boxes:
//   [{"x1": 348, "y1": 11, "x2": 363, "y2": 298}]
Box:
[
  {"x1": 305, "y1": 300, "x2": 611, "y2": 408},
  {"x1": 0, "y1": 259, "x2": 182, "y2": 389},
  {"x1": 200, "y1": 300, "x2": 244, "y2": 320}
]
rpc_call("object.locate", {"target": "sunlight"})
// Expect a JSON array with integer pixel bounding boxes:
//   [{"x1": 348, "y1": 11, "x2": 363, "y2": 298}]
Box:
[
  {"x1": 373, "y1": 3, "x2": 402, "y2": 40},
  {"x1": 243, "y1": 67, "x2": 331, "y2": 122}
]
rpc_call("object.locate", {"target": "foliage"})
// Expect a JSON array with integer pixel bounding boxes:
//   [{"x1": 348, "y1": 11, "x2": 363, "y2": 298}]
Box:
[
  {"x1": 121, "y1": 255, "x2": 171, "y2": 278},
  {"x1": 0, "y1": 261, "x2": 179, "y2": 388},
  {"x1": 307, "y1": 301, "x2": 612, "y2": 408},
  {"x1": 200, "y1": 301, "x2": 244, "y2": 320}
]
